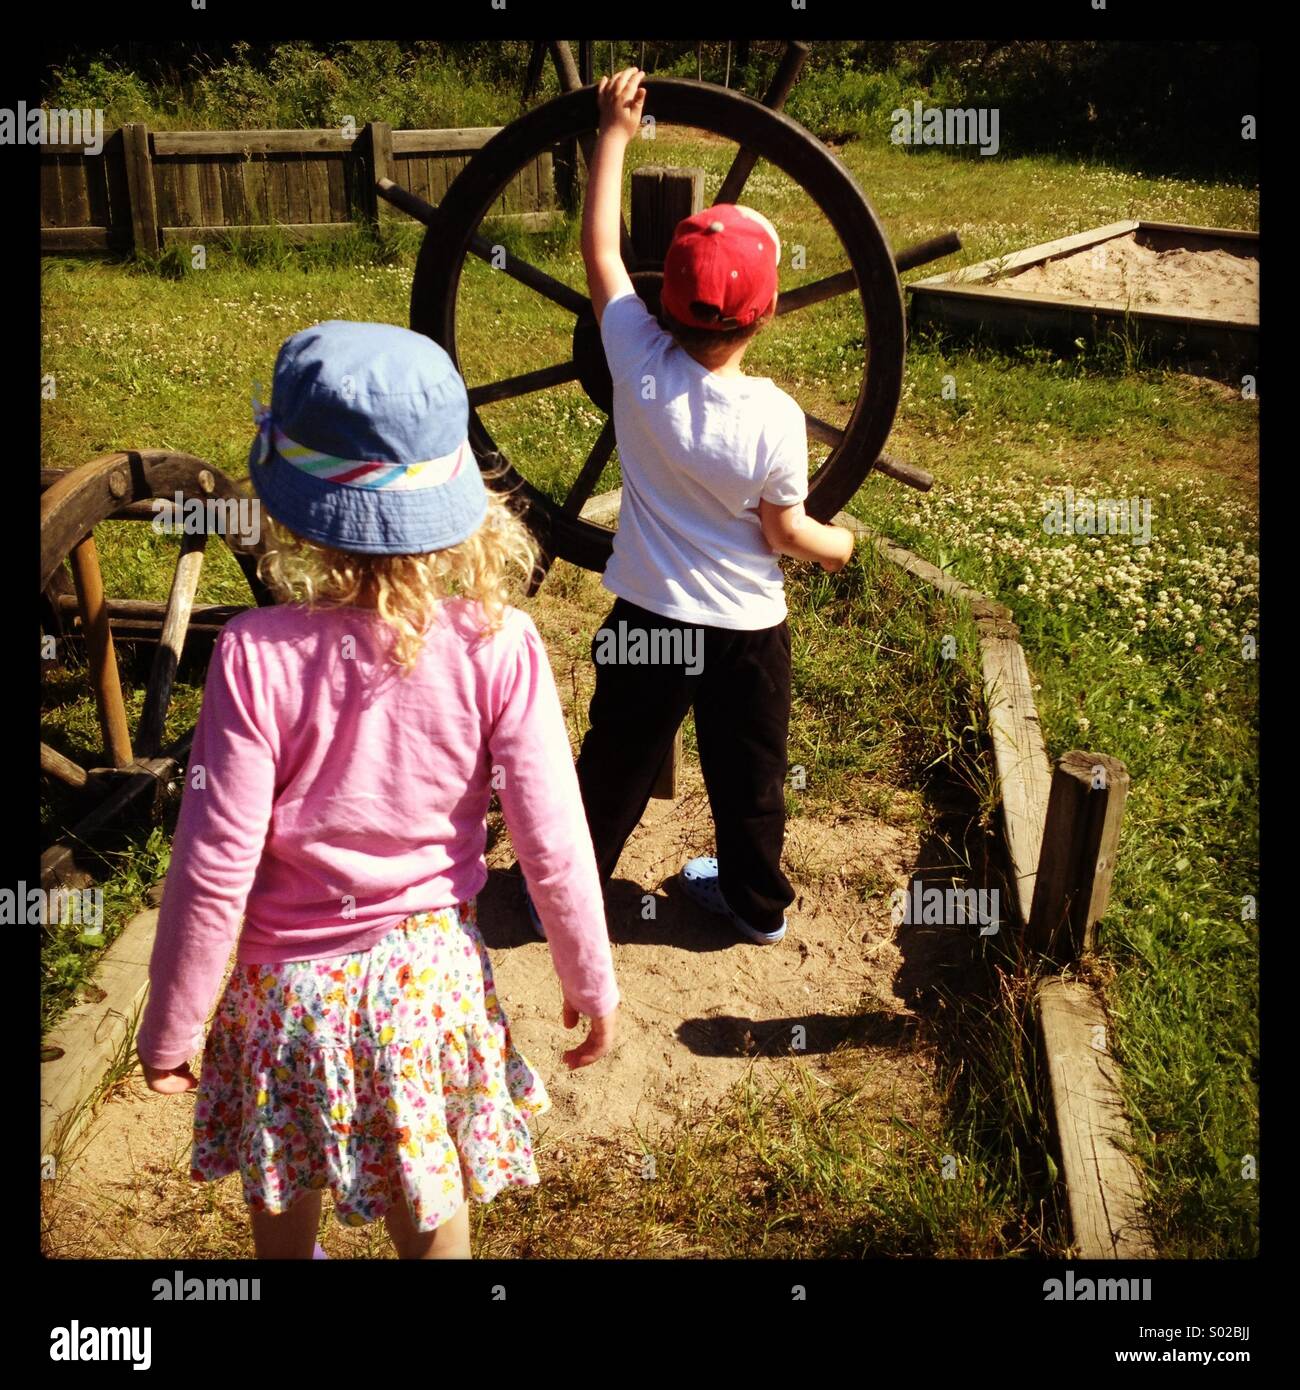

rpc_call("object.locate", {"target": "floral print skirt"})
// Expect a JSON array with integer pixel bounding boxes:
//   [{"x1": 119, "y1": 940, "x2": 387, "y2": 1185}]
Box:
[{"x1": 191, "y1": 901, "x2": 549, "y2": 1232}]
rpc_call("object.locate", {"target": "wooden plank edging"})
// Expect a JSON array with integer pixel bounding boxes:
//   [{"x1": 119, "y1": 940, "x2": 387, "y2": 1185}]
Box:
[
  {"x1": 40, "y1": 908, "x2": 158, "y2": 1165},
  {"x1": 1037, "y1": 978, "x2": 1156, "y2": 1257},
  {"x1": 834, "y1": 511, "x2": 1050, "y2": 926}
]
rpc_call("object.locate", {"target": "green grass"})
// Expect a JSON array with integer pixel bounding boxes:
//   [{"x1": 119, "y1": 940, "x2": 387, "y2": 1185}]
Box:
[{"x1": 40, "y1": 131, "x2": 1257, "y2": 1257}]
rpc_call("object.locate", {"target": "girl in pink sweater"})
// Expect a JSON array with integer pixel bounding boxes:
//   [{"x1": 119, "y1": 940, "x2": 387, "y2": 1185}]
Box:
[{"x1": 136, "y1": 320, "x2": 619, "y2": 1259}]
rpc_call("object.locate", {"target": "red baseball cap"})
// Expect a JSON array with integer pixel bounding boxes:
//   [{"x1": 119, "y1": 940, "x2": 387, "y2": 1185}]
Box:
[{"x1": 660, "y1": 203, "x2": 781, "y2": 331}]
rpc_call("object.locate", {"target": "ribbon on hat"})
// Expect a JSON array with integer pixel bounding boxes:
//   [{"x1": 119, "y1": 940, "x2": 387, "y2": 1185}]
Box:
[{"x1": 249, "y1": 386, "x2": 470, "y2": 492}]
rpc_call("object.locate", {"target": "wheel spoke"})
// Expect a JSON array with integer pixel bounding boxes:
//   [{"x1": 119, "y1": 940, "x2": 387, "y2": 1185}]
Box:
[
  {"x1": 40, "y1": 742, "x2": 91, "y2": 791},
  {"x1": 777, "y1": 235, "x2": 962, "y2": 319},
  {"x1": 68, "y1": 532, "x2": 134, "y2": 769},
  {"x1": 776, "y1": 269, "x2": 858, "y2": 316},
  {"x1": 894, "y1": 231, "x2": 963, "y2": 275},
  {"x1": 874, "y1": 455, "x2": 935, "y2": 491},
  {"x1": 468, "y1": 360, "x2": 581, "y2": 408},
  {"x1": 468, "y1": 234, "x2": 592, "y2": 316},
  {"x1": 561, "y1": 419, "x2": 617, "y2": 517},
  {"x1": 137, "y1": 529, "x2": 206, "y2": 758},
  {"x1": 526, "y1": 419, "x2": 618, "y2": 598},
  {"x1": 375, "y1": 177, "x2": 439, "y2": 227},
  {"x1": 804, "y1": 415, "x2": 934, "y2": 492},
  {"x1": 805, "y1": 412, "x2": 845, "y2": 449},
  {"x1": 714, "y1": 40, "x2": 809, "y2": 206},
  {"x1": 377, "y1": 174, "x2": 592, "y2": 317}
]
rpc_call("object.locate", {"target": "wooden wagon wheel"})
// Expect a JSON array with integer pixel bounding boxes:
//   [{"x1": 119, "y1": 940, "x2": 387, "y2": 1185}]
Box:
[
  {"x1": 40, "y1": 451, "x2": 272, "y2": 884},
  {"x1": 377, "y1": 40, "x2": 961, "y2": 583}
]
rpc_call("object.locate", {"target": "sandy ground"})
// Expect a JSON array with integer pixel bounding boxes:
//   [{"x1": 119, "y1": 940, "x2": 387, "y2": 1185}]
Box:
[
  {"x1": 995, "y1": 231, "x2": 1258, "y2": 322},
  {"x1": 41, "y1": 578, "x2": 969, "y2": 1258}
]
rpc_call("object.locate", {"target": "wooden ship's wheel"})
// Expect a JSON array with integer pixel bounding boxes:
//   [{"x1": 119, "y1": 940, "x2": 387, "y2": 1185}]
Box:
[
  {"x1": 39, "y1": 452, "x2": 272, "y2": 887},
  {"x1": 39, "y1": 40, "x2": 962, "y2": 879},
  {"x1": 377, "y1": 39, "x2": 960, "y2": 583}
]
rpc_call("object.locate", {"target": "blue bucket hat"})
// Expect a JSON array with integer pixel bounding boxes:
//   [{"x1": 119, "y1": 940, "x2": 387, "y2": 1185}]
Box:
[{"x1": 248, "y1": 320, "x2": 487, "y2": 555}]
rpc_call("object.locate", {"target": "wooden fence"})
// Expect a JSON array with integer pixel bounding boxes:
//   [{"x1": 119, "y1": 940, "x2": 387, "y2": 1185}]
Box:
[{"x1": 40, "y1": 122, "x2": 560, "y2": 255}]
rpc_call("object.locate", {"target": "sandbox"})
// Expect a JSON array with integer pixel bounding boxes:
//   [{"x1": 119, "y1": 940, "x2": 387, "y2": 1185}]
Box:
[{"x1": 908, "y1": 220, "x2": 1258, "y2": 369}]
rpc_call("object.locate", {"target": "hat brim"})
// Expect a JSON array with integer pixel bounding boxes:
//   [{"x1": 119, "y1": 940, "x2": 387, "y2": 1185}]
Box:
[{"x1": 248, "y1": 437, "x2": 488, "y2": 556}]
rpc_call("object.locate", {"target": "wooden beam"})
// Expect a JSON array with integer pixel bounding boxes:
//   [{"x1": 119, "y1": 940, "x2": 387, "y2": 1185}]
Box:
[
  {"x1": 120, "y1": 122, "x2": 159, "y2": 255},
  {"x1": 40, "y1": 909, "x2": 160, "y2": 1163},
  {"x1": 651, "y1": 726, "x2": 685, "y2": 800},
  {"x1": 41, "y1": 742, "x2": 89, "y2": 791},
  {"x1": 481, "y1": 209, "x2": 563, "y2": 233},
  {"x1": 55, "y1": 594, "x2": 242, "y2": 625},
  {"x1": 40, "y1": 226, "x2": 112, "y2": 253},
  {"x1": 68, "y1": 533, "x2": 133, "y2": 769},
  {"x1": 158, "y1": 222, "x2": 355, "y2": 246},
  {"x1": 835, "y1": 513, "x2": 1051, "y2": 929},
  {"x1": 391, "y1": 127, "x2": 502, "y2": 153},
  {"x1": 136, "y1": 531, "x2": 207, "y2": 758},
  {"x1": 1038, "y1": 977, "x2": 1155, "y2": 1258},
  {"x1": 1028, "y1": 751, "x2": 1129, "y2": 960},
  {"x1": 978, "y1": 619, "x2": 1052, "y2": 930},
  {"x1": 41, "y1": 750, "x2": 186, "y2": 891},
  {"x1": 153, "y1": 129, "x2": 355, "y2": 155}
]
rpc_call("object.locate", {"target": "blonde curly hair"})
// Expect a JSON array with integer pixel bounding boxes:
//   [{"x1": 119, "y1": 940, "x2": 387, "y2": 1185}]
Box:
[{"x1": 256, "y1": 471, "x2": 540, "y2": 672}]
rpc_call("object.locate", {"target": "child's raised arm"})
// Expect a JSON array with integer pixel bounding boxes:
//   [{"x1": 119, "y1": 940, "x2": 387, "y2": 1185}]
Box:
[{"x1": 581, "y1": 67, "x2": 645, "y2": 324}]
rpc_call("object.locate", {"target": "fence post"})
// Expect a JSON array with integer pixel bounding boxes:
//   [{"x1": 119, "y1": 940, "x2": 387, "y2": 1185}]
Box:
[
  {"x1": 629, "y1": 165, "x2": 705, "y2": 271},
  {"x1": 120, "y1": 123, "x2": 159, "y2": 256},
  {"x1": 1027, "y1": 750, "x2": 1129, "y2": 960},
  {"x1": 360, "y1": 121, "x2": 393, "y2": 229}
]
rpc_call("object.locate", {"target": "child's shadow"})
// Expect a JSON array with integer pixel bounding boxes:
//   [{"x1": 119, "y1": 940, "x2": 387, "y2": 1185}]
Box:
[{"x1": 476, "y1": 866, "x2": 734, "y2": 954}]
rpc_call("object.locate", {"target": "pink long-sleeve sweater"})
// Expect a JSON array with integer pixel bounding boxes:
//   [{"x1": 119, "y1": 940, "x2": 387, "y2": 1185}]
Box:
[{"x1": 135, "y1": 598, "x2": 618, "y2": 1071}]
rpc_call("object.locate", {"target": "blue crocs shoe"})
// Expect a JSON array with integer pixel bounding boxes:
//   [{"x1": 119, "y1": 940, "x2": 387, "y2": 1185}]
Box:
[{"x1": 679, "y1": 856, "x2": 787, "y2": 945}]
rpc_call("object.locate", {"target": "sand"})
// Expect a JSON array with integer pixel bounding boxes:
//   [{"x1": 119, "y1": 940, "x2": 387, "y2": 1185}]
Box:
[{"x1": 992, "y1": 231, "x2": 1258, "y2": 323}]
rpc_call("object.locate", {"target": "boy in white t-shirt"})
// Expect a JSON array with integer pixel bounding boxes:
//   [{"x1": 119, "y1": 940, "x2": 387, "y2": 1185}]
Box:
[{"x1": 573, "y1": 67, "x2": 856, "y2": 944}]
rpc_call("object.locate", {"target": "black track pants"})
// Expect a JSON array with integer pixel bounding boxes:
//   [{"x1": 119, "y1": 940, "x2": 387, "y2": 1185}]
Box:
[{"x1": 574, "y1": 597, "x2": 795, "y2": 932}]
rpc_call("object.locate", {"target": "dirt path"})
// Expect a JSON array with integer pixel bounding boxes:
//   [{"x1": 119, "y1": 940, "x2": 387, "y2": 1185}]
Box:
[{"x1": 41, "y1": 576, "x2": 954, "y2": 1259}]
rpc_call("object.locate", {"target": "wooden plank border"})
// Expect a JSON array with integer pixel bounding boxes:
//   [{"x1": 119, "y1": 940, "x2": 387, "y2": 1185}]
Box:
[
  {"x1": 1038, "y1": 978, "x2": 1155, "y2": 1257},
  {"x1": 40, "y1": 908, "x2": 158, "y2": 1165}
]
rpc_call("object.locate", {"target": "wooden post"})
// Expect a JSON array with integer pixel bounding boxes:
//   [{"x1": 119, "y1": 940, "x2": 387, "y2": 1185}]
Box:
[
  {"x1": 629, "y1": 164, "x2": 705, "y2": 799},
  {"x1": 578, "y1": 40, "x2": 594, "y2": 85},
  {"x1": 629, "y1": 165, "x2": 705, "y2": 270},
  {"x1": 1027, "y1": 750, "x2": 1130, "y2": 960},
  {"x1": 120, "y1": 122, "x2": 159, "y2": 256},
  {"x1": 361, "y1": 121, "x2": 393, "y2": 229},
  {"x1": 68, "y1": 534, "x2": 133, "y2": 769},
  {"x1": 521, "y1": 40, "x2": 547, "y2": 106}
]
